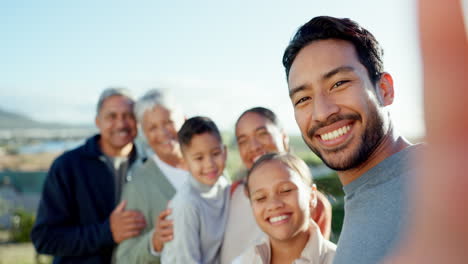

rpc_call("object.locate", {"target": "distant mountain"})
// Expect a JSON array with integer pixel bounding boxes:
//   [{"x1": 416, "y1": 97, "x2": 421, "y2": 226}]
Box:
[{"x1": 0, "y1": 108, "x2": 91, "y2": 129}]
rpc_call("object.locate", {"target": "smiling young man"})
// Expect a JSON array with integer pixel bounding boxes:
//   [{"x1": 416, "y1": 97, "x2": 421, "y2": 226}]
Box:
[{"x1": 282, "y1": 16, "x2": 422, "y2": 264}]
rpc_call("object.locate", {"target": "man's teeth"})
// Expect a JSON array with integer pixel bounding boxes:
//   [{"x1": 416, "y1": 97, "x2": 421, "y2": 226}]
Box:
[
  {"x1": 269, "y1": 215, "x2": 289, "y2": 223},
  {"x1": 320, "y1": 125, "x2": 351, "y2": 141},
  {"x1": 117, "y1": 131, "x2": 129, "y2": 136}
]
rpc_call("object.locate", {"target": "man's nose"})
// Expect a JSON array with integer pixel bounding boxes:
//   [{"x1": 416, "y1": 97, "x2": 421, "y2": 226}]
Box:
[
  {"x1": 115, "y1": 116, "x2": 126, "y2": 127},
  {"x1": 116, "y1": 114, "x2": 134, "y2": 128},
  {"x1": 312, "y1": 94, "x2": 340, "y2": 123}
]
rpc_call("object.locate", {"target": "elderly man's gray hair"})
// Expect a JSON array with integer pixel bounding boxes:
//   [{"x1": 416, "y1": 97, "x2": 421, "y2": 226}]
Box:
[
  {"x1": 96, "y1": 87, "x2": 135, "y2": 116},
  {"x1": 134, "y1": 89, "x2": 183, "y2": 123}
]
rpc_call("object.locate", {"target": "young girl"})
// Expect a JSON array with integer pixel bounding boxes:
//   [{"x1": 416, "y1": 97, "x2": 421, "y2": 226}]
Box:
[{"x1": 236, "y1": 152, "x2": 336, "y2": 264}]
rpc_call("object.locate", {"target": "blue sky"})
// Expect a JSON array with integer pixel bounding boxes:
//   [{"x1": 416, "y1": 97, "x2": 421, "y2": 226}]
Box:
[{"x1": 1, "y1": 0, "x2": 424, "y2": 137}]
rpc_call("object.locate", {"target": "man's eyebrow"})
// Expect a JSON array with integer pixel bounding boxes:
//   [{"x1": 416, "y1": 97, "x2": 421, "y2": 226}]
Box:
[
  {"x1": 289, "y1": 84, "x2": 306, "y2": 98},
  {"x1": 289, "y1": 66, "x2": 356, "y2": 98},
  {"x1": 323, "y1": 65, "x2": 356, "y2": 80}
]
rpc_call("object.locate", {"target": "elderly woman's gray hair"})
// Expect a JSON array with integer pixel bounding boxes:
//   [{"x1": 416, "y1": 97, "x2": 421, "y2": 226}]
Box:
[
  {"x1": 134, "y1": 89, "x2": 184, "y2": 123},
  {"x1": 96, "y1": 87, "x2": 134, "y2": 116}
]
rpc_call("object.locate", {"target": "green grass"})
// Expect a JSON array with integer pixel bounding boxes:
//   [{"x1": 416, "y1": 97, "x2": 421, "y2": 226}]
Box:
[{"x1": 0, "y1": 243, "x2": 52, "y2": 264}]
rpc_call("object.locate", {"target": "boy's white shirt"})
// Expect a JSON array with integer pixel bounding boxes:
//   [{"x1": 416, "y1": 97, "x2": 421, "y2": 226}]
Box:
[{"x1": 161, "y1": 174, "x2": 230, "y2": 264}]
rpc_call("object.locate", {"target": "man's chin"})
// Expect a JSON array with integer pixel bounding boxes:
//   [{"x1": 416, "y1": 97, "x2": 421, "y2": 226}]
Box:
[
  {"x1": 308, "y1": 146, "x2": 357, "y2": 171},
  {"x1": 111, "y1": 134, "x2": 134, "y2": 143},
  {"x1": 305, "y1": 138, "x2": 358, "y2": 168},
  {"x1": 321, "y1": 159, "x2": 354, "y2": 171},
  {"x1": 318, "y1": 147, "x2": 371, "y2": 171}
]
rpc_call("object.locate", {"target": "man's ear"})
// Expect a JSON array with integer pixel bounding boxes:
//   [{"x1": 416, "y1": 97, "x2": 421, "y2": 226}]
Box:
[
  {"x1": 376, "y1": 72, "x2": 395, "y2": 106},
  {"x1": 95, "y1": 116, "x2": 100, "y2": 129}
]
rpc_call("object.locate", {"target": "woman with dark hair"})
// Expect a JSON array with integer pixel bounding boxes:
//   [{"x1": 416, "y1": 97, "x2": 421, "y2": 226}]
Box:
[{"x1": 220, "y1": 106, "x2": 332, "y2": 264}]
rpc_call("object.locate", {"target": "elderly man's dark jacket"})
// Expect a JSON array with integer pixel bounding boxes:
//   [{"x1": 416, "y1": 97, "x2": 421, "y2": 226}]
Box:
[{"x1": 31, "y1": 135, "x2": 137, "y2": 264}]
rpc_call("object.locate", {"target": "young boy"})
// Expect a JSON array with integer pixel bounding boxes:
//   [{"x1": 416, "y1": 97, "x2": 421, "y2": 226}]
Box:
[
  {"x1": 236, "y1": 152, "x2": 336, "y2": 264},
  {"x1": 161, "y1": 116, "x2": 230, "y2": 264}
]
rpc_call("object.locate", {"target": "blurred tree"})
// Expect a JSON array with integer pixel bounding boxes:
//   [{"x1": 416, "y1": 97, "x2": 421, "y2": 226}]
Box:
[{"x1": 10, "y1": 208, "x2": 35, "y2": 242}]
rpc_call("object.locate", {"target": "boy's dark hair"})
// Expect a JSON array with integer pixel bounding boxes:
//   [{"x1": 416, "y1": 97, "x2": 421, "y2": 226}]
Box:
[
  {"x1": 282, "y1": 16, "x2": 384, "y2": 85},
  {"x1": 235, "y1": 107, "x2": 281, "y2": 130},
  {"x1": 178, "y1": 116, "x2": 222, "y2": 149}
]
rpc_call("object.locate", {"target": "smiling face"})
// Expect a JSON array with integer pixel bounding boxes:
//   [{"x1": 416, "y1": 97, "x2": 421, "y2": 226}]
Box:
[
  {"x1": 248, "y1": 160, "x2": 313, "y2": 242},
  {"x1": 288, "y1": 39, "x2": 393, "y2": 172},
  {"x1": 142, "y1": 105, "x2": 184, "y2": 163},
  {"x1": 236, "y1": 112, "x2": 287, "y2": 169},
  {"x1": 182, "y1": 132, "x2": 227, "y2": 186},
  {"x1": 95, "y1": 95, "x2": 137, "y2": 156}
]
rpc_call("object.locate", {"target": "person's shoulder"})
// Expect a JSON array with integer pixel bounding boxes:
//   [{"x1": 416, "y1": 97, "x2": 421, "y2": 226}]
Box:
[
  {"x1": 314, "y1": 229, "x2": 336, "y2": 264},
  {"x1": 230, "y1": 182, "x2": 250, "y2": 204},
  {"x1": 171, "y1": 182, "x2": 196, "y2": 206},
  {"x1": 321, "y1": 240, "x2": 337, "y2": 264},
  {"x1": 391, "y1": 144, "x2": 426, "y2": 179},
  {"x1": 55, "y1": 135, "x2": 100, "y2": 162},
  {"x1": 232, "y1": 244, "x2": 259, "y2": 264},
  {"x1": 168, "y1": 186, "x2": 199, "y2": 220},
  {"x1": 50, "y1": 142, "x2": 87, "y2": 170},
  {"x1": 123, "y1": 159, "x2": 168, "y2": 198},
  {"x1": 130, "y1": 158, "x2": 161, "y2": 182},
  {"x1": 237, "y1": 237, "x2": 269, "y2": 264},
  {"x1": 322, "y1": 238, "x2": 337, "y2": 252},
  {"x1": 392, "y1": 143, "x2": 425, "y2": 163},
  {"x1": 305, "y1": 222, "x2": 336, "y2": 263},
  {"x1": 229, "y1": 179, "x2": 244, "y2": 196},
  {"x1": 48, "y1": 136, "x2": 102, "y2": 177}
]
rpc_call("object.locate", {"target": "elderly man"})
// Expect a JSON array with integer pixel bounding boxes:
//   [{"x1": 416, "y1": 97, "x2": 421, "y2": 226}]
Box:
[
  {"x1": 31, "y1": 88, "x2": 146, "y2": 264},
  {"x1": 115, "y1": 89, "x2": 188, "y2": 264},
  {"x1": 283, "y1": 16, "x2": 423, "y2": 264}
]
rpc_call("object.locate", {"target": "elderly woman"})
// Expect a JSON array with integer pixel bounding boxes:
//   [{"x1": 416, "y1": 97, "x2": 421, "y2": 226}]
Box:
[
  {"x1": 115, "y1": 89, "x2": 188, "y2": 264},
  {"x1": 220, "y1": 107, "x2": 332, "y2": 264}
]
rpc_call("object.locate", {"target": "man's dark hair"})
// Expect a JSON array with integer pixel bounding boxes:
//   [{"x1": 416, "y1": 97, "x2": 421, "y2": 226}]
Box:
[
  {"x1": 282, "y1": 16, "x2": 384, "y2": 84},
  {"x1": 178, "y1": 116, "x2": 222, "y2": 148},
  {"x1": 235, "y1": 107, "x2": 281, "y2": 129}
]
